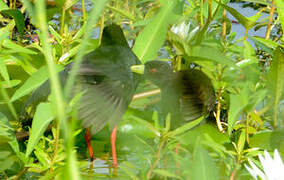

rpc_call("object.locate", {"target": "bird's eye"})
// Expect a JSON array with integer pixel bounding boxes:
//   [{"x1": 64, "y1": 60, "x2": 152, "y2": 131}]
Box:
[{"x1": 151, "y1": 68, "x2": 157, "y2": 73}]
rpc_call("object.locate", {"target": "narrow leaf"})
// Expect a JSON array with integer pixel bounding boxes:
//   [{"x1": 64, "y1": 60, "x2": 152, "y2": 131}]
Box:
[
  {"x1": 215, "y1": 1, "x2": 257, "y2": 29},
  {"x1": 0, "y1": 0, "x2": 9, "y2": 11},
  {"x1": 228, "y1": 92, "x2": 248, "y2": 135},
  {"x1": 0, "y1": 9, "x2": 25, "y2": 36},
  {"x1": 10, "y1": 65, "x2": 63, "y2": 102},
  {"x1": 0, "y1": 59, "x2": 10, "y2": 82},
  {"x1": 26, "y1": 103, "x2": 54, "y2": 157},
  {"x1": 275, "y1": 0, "x2": 284, "y2": 41},
  {"x1": 133, "y1": 0, "x2": 183, "y2": 62},
  {"x1": 153, "y1": 169, "x2": 182, "y2": 179},
  {"x1": 188, "y1": 45, "x2": 237, "y2": 68},
  {"x1": 267, "y1": 47, "x2": 284, "y2": 127},
  {"x1": 168, "y1": 116, "x2": 203, "y2": 137},
  {"x1": 2, "y1": 39, "x2": 37, "y2": 54},
  {"x1": 190, "y1": 143, "x2": 219, "y2": 180},
  {"x1": 131, "y1": 115, "x2": 160, "y2": 137}
]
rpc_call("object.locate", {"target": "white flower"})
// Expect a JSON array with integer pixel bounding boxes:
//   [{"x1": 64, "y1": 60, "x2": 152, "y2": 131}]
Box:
[
  {"x1": 171, "y1": 21, "x2": 190, "y2": 39},
  {"x1": 245, "y1": 149, "x2": 284, "y2": 180}
]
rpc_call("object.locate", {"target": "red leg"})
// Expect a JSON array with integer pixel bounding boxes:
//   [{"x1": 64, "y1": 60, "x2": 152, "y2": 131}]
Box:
[
  {"x1": 111, "y1": 126, "x2": 118, "y2": 167},
  {"x1": 84, "y1": 128, "x2": 94, "y2": 161}
]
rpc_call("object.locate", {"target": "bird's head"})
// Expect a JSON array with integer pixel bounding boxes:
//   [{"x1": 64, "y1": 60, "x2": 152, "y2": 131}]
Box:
[
  {"x1": 101, "y1": 24, "x2": 129, "y2": 48},
  {"x1": 131, "y1": 60, "x2": 173, "y2": 87}
]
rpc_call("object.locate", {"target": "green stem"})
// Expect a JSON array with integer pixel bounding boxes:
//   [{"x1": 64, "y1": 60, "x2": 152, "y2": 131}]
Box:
[
  {"x1": 60, "y1": 9, "x2": 66, "y2": 36},
  {"x1": 35, "y1": 0, "x2": 70, "y2": 173},
  {"x1": 82, "y1": 0, "x2": 86, "y2": 22},
  {"x1": 49, "y1": 122, "x2": 60, "y2": 173},
  {"x1": 200, "y1": 0, "x2": 204, "y2": 26},
  {"x1": 147, "y1": 139, "x2": 166, "y2": 179},
  {"x1": 246, "y1": 113, "x2": 249, "y2": 144}
]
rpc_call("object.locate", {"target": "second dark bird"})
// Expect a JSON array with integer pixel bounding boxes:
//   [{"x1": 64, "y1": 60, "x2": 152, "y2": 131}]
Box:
[{"x1": 132, "y1": 60, "x2": 215, "y2": 129}]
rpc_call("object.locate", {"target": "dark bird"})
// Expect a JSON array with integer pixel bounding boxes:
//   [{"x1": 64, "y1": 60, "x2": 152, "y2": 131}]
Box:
[
  {"x1": 131, "y1": 60, "x2": 215, "y2": 128},
  {"x1": 21, "y1": 24, "x2": 142, "y2": 166}
]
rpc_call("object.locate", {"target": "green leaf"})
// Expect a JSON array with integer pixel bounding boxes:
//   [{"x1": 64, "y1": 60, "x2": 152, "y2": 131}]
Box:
[
  {"x1": 237, "y1": 130, "x2": 246, "y2": 153},
  {"x1": 251, "y1": 36, "x2": 280, "y2": 50},
  {"x1": 0, "y1": 28, "x2": 9, "y2": 41},
  {"x1": 243, "y1": 41, "x2": 258, "y2": 65},
  {"x1": 0, "y1": 9, "x2": 25, "y2": 36},
  {"x1": 0, "y1": 0, "x2": 9, "y2": 11},
  {"x1": 267, "y1": 47, "x2": 284, "y2": 127},
  {"x1": 63, "y1": 0, "x2": 79, "y2": 10},
  {"x1": 190, "y1": 143, "x2": 219, "y2": 180},
  {"x1": 22, "y1": 0, "x2": 36, "y2": 24},
  {"x1": 187, "y1": 45, "x2": 237, "y2": 68},
  {"x1": 275, "y1": 0, "x2": 284, "y2": 41},
  {"x1": 241, "y1": 0, "x2": 272, "y2": 6},
  {"x1": 215, "y1": 1, "x2": 257, "y2": 30},
  {"x1": 49, "y1": 25, "x2": 62, "y2": 44},
  {"x1": 131, "y1": 115, "x2": 160, "y2": 137},
  {"x1": 228, "y1": 89, "x2": 249, "y2": 135},
  {"x1": 133, "y1": 0, "x2": 183, "y2": 62},
  {"x1": 2, "y1": 39, "x2": 37, "y2": 54},
  {"x1": 0, "y1": 80, "x2": 21, "y2": 88},
  {"x1": 107, "y1": 5, "x2": 135, "y2": 20},
  {"x1": 10, "y1": 65, "x2": 63, "y2": 102},
  {"x1": 168, "y1": 116, "x2": 203, "y2": 137},
  {"x1": 153, "y1": 169, "x2": 182, "y2": 179},
  {"x1": 0, "y1": 112, "x2": 13, "y2": 144},
  {"x1": 26, "y1": 103, "x2": 54, "y2": 157},
  {"x1": 120, "y1": 161, "x2": 140, "y2": 180},
  {"x1": 0, "y1": 58, "x2": 10, "y2": 82},
  {"x1": 250, "y1": 130, "x2": 284, "y2": 151}
]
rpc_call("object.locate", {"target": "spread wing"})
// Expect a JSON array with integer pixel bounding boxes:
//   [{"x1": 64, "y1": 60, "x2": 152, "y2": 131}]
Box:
[
  {"x1": 74, "y1": 46, "x2": 139, "y2": 134},
  {"x1": 178, "y1": 69, "x2": 215, "y2": 121},
  {"x1": 76, "y1": 79, "x2": 131, "y2": 134}
]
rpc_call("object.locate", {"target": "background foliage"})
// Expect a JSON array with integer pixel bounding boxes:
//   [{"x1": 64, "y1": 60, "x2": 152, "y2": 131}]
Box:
[{"x1": 0, "y1": 0, "x2": 283, "y2": 179}]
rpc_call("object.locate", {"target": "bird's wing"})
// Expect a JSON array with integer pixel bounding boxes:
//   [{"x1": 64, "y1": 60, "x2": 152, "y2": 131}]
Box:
[
  {"x1": 178, "y1": 70, "x2": 215, "y2": 121},
  {"x1": 179, "y1": 93, "x2": 204, "y2": 121},
  {"x1": 76, "y1": 77, "x2": 133, "y2": 134},
  {"x1": 74, "y1": 46, "x2": 139, "y2": 134}
]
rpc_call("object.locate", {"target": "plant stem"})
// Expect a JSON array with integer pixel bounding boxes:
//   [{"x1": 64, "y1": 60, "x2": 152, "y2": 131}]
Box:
[
  {"x1": 216, "y1": 87, "x2": 224, "y2": 133},
  {"x1": 49, "y1": 122, "x2": 60, "y2": 173},
  {"x1": 60, "y1": 9, "x2": 66, "y2": 36},
  {"x1": 222, "y1": 10, "x2": 226, "y2": 40},
  {"x1": 208, "y1": 0, "x2": 212, "y2": 20},
  {"x1": 147, "y1": 139, "x2": 166, "y2": 179},
  {"x1": 244, "y1": 28, "x2": 248, "y2": 40},
  {"x1": 82, "y1": 0, "x2": 86, "y2": 22},
  {"x1": 230, "y1": 167, "x2": 236, "y2": 180},
  {"x1": 265, "y1": 1, "x2": 276, "y2": 40},
  {"x1": 99, "y1": 15, "x2": 105, "y2": 45},
  {"x1": 132, "y1": 89, "x2": 161, "y2": 101},
  {"x1": 200, "y1": 0, "x2": 204, "y2": 26},
  {"x1": 35, "y1": 0, "x2": 70, "y2": 175},
  {"x1": 246, "y1": 113, "x2": 249, "y2": 144}
]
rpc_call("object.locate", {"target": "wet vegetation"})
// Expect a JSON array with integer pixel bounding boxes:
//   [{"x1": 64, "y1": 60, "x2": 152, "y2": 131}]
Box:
[{"x1": 0, "y1": 0, "x2": 284, "y2": 179}]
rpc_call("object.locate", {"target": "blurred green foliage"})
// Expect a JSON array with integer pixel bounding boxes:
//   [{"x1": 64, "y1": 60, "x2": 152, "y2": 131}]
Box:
[{"x1": 0, "y1": 0, "x2": 283, "y2": 179}]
